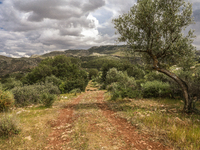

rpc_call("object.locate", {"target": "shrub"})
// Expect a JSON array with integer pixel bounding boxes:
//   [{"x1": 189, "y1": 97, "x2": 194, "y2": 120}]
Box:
[
  {"x1": 69, "y1": 88, "x2": 81, "y2": 96},
  {"x1": 142, "y1": 80, "x2": 172, "y2": 98},
  {"x1": 126, "y1": 66, "x2": 145, "y2": 80},
  {"x1": 106, "y1": 68, "x2": 139, "y2": 100},
  {"x1": 12, "y1": 83, "x2": 60, "y2": 106},
  {"x1": 0, "y1": 113, "x2": 20, "y2": 138},
  {"x1": 106, "y1": 68, "x2": 123, "y2": 84},
  {"x1": 0, "y1": 90, "x2": 15, "y2": 112},
  {"x1": 2, "y1": 78, "x2": 22, "y2": 90},
  {"x1": 88, "y1": 69, "x2": 98, "y2": 80},
  {"x1": 41, "y1": 93, "x2": 56, "y2": 107},
  {"x1": 108, "y1": 82, "x2": 141, "y2": 100},
  {"x1": 144, "y1": 71, "x2": 169, "y2": 82},
  {"x1": 59, "y1": 78, "x2": 88, "y2": 94},
  {"x1": 45, "y1": 75, "x2": 62, "y2": 87}
]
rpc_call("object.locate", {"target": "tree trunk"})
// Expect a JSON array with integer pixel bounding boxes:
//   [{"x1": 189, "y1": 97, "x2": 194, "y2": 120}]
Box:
[{"x1": 154, "y1": 67, "x2": 192, "y2": 113}]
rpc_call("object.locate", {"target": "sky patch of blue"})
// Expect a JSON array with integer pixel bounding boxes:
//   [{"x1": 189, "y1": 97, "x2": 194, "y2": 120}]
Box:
[
  {"x1": 0, "y1": 2, "x2": 2, "y2": 4},
  {"x1": 92, "y1": 8, "x2": 113, "y2": 24}
]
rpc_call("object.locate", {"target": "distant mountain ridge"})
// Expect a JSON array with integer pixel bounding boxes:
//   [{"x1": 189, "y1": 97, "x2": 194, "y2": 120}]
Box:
[
  {"x1": 0, "y1": 45, "x2": 129, "y2": 76},
  {"x1": 0, "y1": 45, "x2": 199, "y2": 77}
]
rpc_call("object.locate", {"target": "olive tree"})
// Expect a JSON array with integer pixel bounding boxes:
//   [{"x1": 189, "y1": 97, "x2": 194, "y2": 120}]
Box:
[{"x1": 113, "y1": 0, "x2": 196, "y2": 113}]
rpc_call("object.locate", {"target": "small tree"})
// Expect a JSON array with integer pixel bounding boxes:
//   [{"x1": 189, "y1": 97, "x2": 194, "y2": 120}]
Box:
[{"x1": 113, "y1": 0, "x2": 196, "y2": 113}]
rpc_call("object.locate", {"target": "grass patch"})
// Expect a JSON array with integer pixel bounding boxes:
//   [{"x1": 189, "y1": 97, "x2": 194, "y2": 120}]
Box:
[
  {"x1": 105, "y1": 92, "x2": 200, "y2": 149},
  {"x1": 0, "y1": 93, "x2": 76, "y2": 149}
]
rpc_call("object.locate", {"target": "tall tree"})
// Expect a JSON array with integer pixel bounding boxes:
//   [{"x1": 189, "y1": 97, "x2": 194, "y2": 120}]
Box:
[{"x1": 113, "y1": 0, "x2": 196, "y2": 113}]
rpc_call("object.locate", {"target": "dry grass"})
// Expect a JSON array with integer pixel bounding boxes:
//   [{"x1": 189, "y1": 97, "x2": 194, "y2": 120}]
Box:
[
  {"x1": 0, "y1": 94, "x2": 76, "y2": 150},
  {"x1": 105, "y1": 93, "x2": 200, "y2": 150}
]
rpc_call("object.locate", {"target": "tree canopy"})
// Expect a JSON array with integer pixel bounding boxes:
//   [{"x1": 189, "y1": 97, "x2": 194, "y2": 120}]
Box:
[{"x1": 113, "y1": 0, "x2": 196, "y2": 113}]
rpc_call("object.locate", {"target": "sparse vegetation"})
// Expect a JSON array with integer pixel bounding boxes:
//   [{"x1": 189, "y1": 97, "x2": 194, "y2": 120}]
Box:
[
  {"x1": 104, "y1": 93, "x2": 200, "y2": 149},
  {"x1": 0, "y1": 90, "x2": 15, "y2": 112},
  {"x1": 0, "y1": 113, "x2": 20, "y2": 138},
  {"x1": 41, "y1": 93, "x2": 57, "y2": 108},
  {"x1": 11, "y1": 82, "x2": 60, "y2": 106}
]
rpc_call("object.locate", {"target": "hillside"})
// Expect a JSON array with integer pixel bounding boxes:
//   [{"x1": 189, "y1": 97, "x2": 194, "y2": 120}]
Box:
[
  {"x1": 0, "y1": 56, "x2": 42, "y2": 76},
  {"x1": 0, "y1": 45, "x2": 199, "y2": 77},
  {"x1": 0, "y1": 45, "x2": 130, "y2": 76}
]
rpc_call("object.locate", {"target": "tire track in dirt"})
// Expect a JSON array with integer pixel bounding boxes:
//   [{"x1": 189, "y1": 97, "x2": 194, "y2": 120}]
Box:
[
  {"x1": 45, "y1": 92, "x2": 91, "y2": 150},
  {"x1": 96, "y1": 91, "x2": 171, "y2": 150},
  {"x1": 45, "y1": 90, "x2": 171, "y2": 150}
]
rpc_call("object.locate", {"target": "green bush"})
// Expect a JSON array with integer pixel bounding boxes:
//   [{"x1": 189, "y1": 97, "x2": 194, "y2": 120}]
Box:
[
  {"x1": 106, "y1": 68, "x2": 140, "y2": 100},
  {"x1": 126, "y1": 65, "x2": 145, "y2": 80},
  {"x1": 41, "y1": 93, "x2": 56, "y2": 108},
  {"x1": 142, "y1": 80, "x2": 172, "y2": 98},
  {"x1": 0, "y1": 113, "x2": 20, "y2": 138},
  {"x1": 24, "y1": 55, "x2": 85, "y2": 84},
  {"x1": 45, "y1": 75, "x2": 62, "y2": 87},
  {"x1": 2, "y1": 78, "x2": 22, "y2": 90},
  {"x1": 0, "y1": 90, "x2": 15, "y2": 112},
  {"x1": 144, "y1": 71, "x2": 169, "y2": 82},
  {"x1": 59, "y1": 78, "x2": 88, "y2": 94},
  {"x1": 69, "y1": 88, "x2": 81, "y2": 96},
  {"x1": 106, "y1": 68, "x2": 124, "y2": 84},
  {"x1": 88, "y1": 69, "x2": 98, "y2": 80},
  {"x1": 12, "y1": 83, "x2": 60, "y2": 106}
]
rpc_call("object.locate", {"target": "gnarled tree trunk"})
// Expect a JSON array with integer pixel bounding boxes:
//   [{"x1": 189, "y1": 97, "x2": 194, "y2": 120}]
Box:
[{"x1": 154, "y1": 67, "x2": 192, "y2": 112}]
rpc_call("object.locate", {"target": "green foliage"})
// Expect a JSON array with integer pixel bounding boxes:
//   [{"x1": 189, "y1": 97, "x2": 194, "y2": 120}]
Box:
[
  {"x1": 69, "y1": 88, "x2": 81, "y2": 96},
  {"x1": 40, "y1": 93, "x2": 56, "y2": 108},
  {"x1": 0, "y1": 113, "x2": 20, "y2": 138},
  {"x1": 106, "y1": 68, "x2": 139, "y2": 100},
  {"x1": 106, "y1": 68, "x2": 123, "y2": 84},
  {"x1": 23, "y1": 55, "x2": 89, "y2": 94},
  {"x1": 113, "y1": 0, "x2": 197, "y2": 112},
  {"x1": 0, "y1": 90, "x2": 15, "y2": 112},
  {"x1": 59, "y1": 78, "x2": 88, "y2": 94},
  {"x1": 12, "y1": 83, "x2": 60, "y2": 106},
  {"x1": 101, "y1": 59, "x2": 121, "y2": 83},
  {"x1": 142, "y1": 81, "x2": 172, "y2": 98},
  {"x1": 126, "y1": 65, "x2": 145, "y2": 80},
  {"x1": 88, "y1": 69, "x2": 98, "y2": 80},
  {"x1": 144, "y1": 71, "x2": 170, "y2": 82},
  {"x1": 24, "y1": 55, "x2": 79, "y2": 84},
  {"x1": 45, "y1": 75, "x2": 62, "y2": 87},
  {"x1": 81, "y1": 56, "x2": 117, "y2": 70},
  {"x1": 2, "y1": 78, "x2": 22, "y2": 90},
  {"x1": 24, "y1": 63, "x2": 52, "y2": 84},
  {"x1": 113, "y1": 0, "x2": 195, "y2": 68},
  {"x1": 101, "y1": 59, "x2": 134, "y2": 83}
]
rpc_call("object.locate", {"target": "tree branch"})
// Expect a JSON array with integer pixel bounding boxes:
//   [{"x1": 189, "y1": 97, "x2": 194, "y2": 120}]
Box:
[{"x1": 156, "y1": 36, "x2": 178, "y2": 59}]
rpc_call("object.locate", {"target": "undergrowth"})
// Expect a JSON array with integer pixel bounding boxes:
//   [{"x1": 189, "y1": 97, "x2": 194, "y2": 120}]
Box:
[
  {"x1": 105, "y1": 93, "x2": 200, "y2": 150},
  {"x1": 0, "y1": 113, "x2": 20, "y2": 138}
]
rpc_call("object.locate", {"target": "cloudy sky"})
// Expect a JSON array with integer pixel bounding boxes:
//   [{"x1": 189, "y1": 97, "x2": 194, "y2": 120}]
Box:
[{"x1": 0, "y1": 0, "x2": 199, "y2": 58}]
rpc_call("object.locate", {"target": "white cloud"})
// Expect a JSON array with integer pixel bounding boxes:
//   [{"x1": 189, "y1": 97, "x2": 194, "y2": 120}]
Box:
[{"x1": 0, "y1": 0, "x2": 199, "y2": 57}]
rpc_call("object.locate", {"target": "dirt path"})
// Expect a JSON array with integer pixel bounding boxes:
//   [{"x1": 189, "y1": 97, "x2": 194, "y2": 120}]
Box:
[{"x1": 45, "y1": 90, "x2": 171, "y2": 150}]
